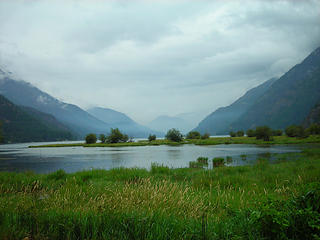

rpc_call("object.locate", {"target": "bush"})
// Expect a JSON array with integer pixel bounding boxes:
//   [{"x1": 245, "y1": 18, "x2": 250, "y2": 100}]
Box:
[
  {"x1": 99, "y1": 134, "x2": 106, "y2": 143},
  {"x1": 107, "y1": 128, "x2": 128, "y2": 143},
  {"x1": 246, "y1": 129, "x2": 256, "y2": 137},
  {"x1": 165, "y1": 128, "x2": 183, "y2": 142},
  {"x1": 229, "y1": 131, "x2": 236, "y2": 137},
  {"x1": 148, "y1": 134, "x2": 156, "y2": 142},
  {"x1": 186, "y1": 131, "x2": 201, "y2": 139},
  {"x1": 212, "y1": 157, "x2": 225, "y2": 167},
  {"x1": 85, "y1": 133, "x2": 97, "y2": 144},
  {"x1": 255, "y1": 126, "x2": 272, "y2": 141},
  {"x1": 285, "y1": 125, "x2": 309, "y2": 138},
  {"x1": 252, "y1": 186, "x2": 320, "y2": 239},
  {"x1": 307, "y1": 123, "x2": 320, "y2": 135},
  {"x1": 196, "y1": 157, "x2": 208, "y2": 165},
  {"x1": 272, "y1": 129, "x2": 283, "y2": 136},
  {"x1": 201, "y1": 133, "x2": 210, "y2": 139},
  {"x1": 236, "y1": 130, "x2": 244, "y2": 137}
]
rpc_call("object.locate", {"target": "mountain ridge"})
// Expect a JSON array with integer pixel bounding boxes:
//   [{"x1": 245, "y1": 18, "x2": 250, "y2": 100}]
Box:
[
  {"x1": 231, "y1": 46, "x2": 320, "y2": 130},
  {"x1": 87, "y1": 107, "x2": 163, "y2": 137},
  {"x1": 193, "y1": 78, "x2": 277, "y2": 134},
  {"x1": 0, "y1": 94, "x2": 74, "y2": 143}
]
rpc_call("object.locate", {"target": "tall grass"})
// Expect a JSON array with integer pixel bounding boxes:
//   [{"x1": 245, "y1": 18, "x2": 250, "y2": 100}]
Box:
[{"x1": 0, "y1": 148, "x2": 319, "y2": 239}]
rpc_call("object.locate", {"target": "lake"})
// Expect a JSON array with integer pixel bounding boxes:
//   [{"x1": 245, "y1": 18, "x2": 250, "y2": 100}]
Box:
[{"x1": 0, "y1": 141, "x2": 304, "y2": 173}]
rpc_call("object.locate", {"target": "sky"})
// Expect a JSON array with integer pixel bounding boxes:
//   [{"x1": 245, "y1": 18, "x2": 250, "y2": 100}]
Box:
[{"x1": 0, "y1": 0, "x2": 320, "y2": 125}]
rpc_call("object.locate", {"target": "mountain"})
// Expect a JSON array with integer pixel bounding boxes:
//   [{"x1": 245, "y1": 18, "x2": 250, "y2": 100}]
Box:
[
  {"x1": 194, "y1": 78, "x2": 277, "y2": 134},
  {"x1": 0, "y1": 74, "x2": 112, "y2": 137},
  {"x1": 231, "y1": 46, "x2": 320, "y2": 130},
  {"x1": 147, "y1": 115, "x2": 194, "y2": 134},
  {"x1": 87, "y1": 107, "x2": 163, "y2": 137},
  {"x1": 303, "y1": 103, "x2": 320, "y2": 127},
  {"x1": 0, "y1": 94, "x2": 74, "y2": 143}
]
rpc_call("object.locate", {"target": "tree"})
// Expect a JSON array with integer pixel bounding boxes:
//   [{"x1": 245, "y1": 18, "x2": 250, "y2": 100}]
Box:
[
  {"x1": 201, "y1": 133, "x2": 210, "y2": 139},
  {"x1": 236, "y1": 130, "x2": 244, "y2": 137},
  {"x1": 99, "y1": 134, "x2": 106, "y2": 143},
  {"x1": 0, "y1": 121, "x2": 3, "y2": 143},
  {"x1": 246, "y1": 129, "x2": 256, "y2": 137},
  {"x1": 307, "y1": 123, "x2": 320, "y2": 135},
  {"x1": 272, "y1": 129, "x2": 283, "y2": 136},
  {"x1": 285, "y1": 125, "x2": 308, "y2": 138},
  {"x1": 165, "y1": 128, "x2": 183, "y2": 142},
  {"x1": 107, "y1": 128, "x2": 128, "y2": 143},
  {"x1": 148, "y1": 134, "x2": 156, "y2": 142},
  {"x1": 229, "y1": 131, "x2": 236, "y2": 137},
  {"x1": 186, "y1": 131, "x2": 201, "y2": 139},
  {"x1": 85, "y1": 133, "x2": 97, "y2": 144},
  {"x1": 255, "y1": 126, "x2": 272, "y2": 141}
]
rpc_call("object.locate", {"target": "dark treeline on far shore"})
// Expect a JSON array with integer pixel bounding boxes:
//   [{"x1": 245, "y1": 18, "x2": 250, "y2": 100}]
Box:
[
  {"x1": 229, "y1": 123, "x2": 320, "y2": 141},
  {"x1": 84, "y1": 123, "x2": 320, "y2": 145}
]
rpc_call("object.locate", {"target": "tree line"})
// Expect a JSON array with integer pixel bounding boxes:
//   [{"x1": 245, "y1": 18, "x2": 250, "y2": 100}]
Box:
[
  {"x1": 229, "y1": 123, "x2": 320, "y2": 141},
  {"x1": 84, "y1": 123, "x2": 320, "y2": 144}
]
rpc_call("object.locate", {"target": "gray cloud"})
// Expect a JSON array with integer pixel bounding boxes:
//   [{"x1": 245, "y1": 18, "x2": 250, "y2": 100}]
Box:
[{"x1": 0, "y1": 0, "x2": 319, "y2": 125}]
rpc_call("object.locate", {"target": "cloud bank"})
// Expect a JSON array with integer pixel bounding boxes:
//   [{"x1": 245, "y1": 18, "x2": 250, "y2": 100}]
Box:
[{"x1": 0, "y1": 0, "x2": 319, "y2": 124}]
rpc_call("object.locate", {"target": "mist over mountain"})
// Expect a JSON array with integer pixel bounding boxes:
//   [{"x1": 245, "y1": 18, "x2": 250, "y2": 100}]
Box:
[
  {"x1": 147, "y1": 115, "x2": 195, "y2": 134},
  {"x1": 87, "y1": 107, "x2": 162, "y2": 137},
  {"x1": 231, "y1": 46, "x2": 320, "y2": 131},
  {"x1": 194, "y1": 78, "x2": 277, "y2": 134},
  {"x1": 0, "y1": 94, "x2": 73, "y2": 143}
]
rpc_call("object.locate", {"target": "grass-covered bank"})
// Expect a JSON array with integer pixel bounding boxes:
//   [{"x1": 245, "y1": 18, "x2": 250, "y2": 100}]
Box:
[
  {"x1": 29, "y1": 135, "x2": 320, "y2": 148},
  {"x1": 0, "y1": 148, "x2": 320, "y2": 239}
]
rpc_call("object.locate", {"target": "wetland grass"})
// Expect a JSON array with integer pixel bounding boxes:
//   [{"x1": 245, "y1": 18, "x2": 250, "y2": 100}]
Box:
[{"x1": 0, "y1": 148, "x2": 319, "y2": 239}]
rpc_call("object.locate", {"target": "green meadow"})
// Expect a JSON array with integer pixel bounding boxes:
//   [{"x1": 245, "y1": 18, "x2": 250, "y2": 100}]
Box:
[{"x1": 0, "y1": 147, "x2": 319, "y2": 239}]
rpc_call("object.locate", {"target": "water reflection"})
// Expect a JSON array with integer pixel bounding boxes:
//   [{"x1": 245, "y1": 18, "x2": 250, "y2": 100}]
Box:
[{"x1": 0, "y1": 142, "x2": 303, "y2": 173}]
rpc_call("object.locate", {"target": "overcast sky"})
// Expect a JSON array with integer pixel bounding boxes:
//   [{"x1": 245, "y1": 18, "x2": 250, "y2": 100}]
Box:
[{"x1": 0, "y1": 0, "x2": 320, "y2": 124}]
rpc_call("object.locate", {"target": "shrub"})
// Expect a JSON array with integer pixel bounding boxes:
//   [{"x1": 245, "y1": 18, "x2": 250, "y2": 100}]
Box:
[
  {"x1": 246, "y1": 129, "x2": 256, "y2": 137},
  {"x1": 148, "y1": 134, "x2": 156, "y2": 142},
  {"x1": 226, "y1": 156, "x2": 233, "y2": 163},
  {"x1": 201, "y1": 133, "x2": 210, "y2": 139},
  {"x1": 165, "y1": 128, "x2": 183, "y2": 142},
  {"x1": 255, "y1": 126, "x2": 272, "y2": 141},
  {"x1": 212, "y1": 157, "x2": 225, "y2": 167},
  {"x1": 99, "y1": 134, "x2": 106, "y2": 143},
  {"x1": 196, "y1": 157, "x2": 208, "y2": 165},
  {"x1": 307, "y1": 123, "x2": 320, "y2": 135},
  {"x1": 186, "y1": 131, "x2": 201, "y2": 139},
  {"x1": 236, "y1": 130, "x2": 244, "y2": 137},
  {"x1": 85, "y1": 133, "x2": 97, "y2": 144},
  {"x1": 107, "y1": 128, "x2": 128, "y2": 143},
  {"x1": 229, "y1": 131, "x2": 236, "y2": 137},
  {"x1": 272, "y1": 129, "x2": 283, "y2": 136},
  {"x1": 285, "y1": 125, "x2": 309, "y2": 138},
  {"x1": 252, "y1": 186, "x2": 320, "y2": 239}
]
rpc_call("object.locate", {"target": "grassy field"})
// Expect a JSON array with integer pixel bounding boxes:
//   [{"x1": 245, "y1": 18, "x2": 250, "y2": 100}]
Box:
[
  {"x1": 29, "y1": 135, "x2": 320, "y2": 148},
  {"x1": 0, "y1": 147, "x2": 319, "y2": 239}
]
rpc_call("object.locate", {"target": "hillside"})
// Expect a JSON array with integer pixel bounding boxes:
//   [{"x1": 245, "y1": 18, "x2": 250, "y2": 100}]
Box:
[
  {"x1": 303, "y1": 103, "x2": 320, "y2": 127},
  {"x1": 231, "y1": 46, "x2": 320, "y2": 130},
  {"x1": 87, "y1": 107, "x2": 162, "y2": 137},
  {"x1": 194, "y1": 78, "x2": 277, "y2": 134},
  {"x1": 0, "y1": 95, "x2": 74, "y2": 143},
  {"x1": 0, "y1": 74, "x2": 111, "y2": 137}
]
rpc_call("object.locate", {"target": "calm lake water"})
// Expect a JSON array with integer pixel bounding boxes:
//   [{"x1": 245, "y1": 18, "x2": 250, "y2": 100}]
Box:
[{"x1": 0, "y1": 141, "x2": 303, "y2": 173}]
